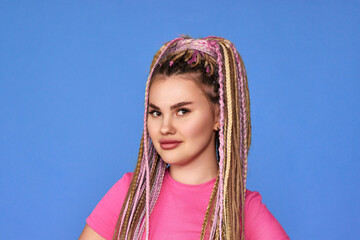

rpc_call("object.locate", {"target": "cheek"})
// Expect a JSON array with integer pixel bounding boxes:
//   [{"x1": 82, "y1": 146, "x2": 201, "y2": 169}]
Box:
[
  {"x1": 181, "y1": 113, "x2": 214, "y2": 139},
  {"x1": 147, "y1": 120, "x2": 157, "y2": 139}
]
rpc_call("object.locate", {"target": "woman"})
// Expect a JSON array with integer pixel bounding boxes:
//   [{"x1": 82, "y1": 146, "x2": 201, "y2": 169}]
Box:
[{"x1": 79, "y1": 36, "x2": 290, "y2": 240}]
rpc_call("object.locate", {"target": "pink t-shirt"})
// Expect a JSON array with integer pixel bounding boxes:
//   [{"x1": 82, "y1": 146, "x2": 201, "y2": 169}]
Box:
[{"x1": 86, "y1": 169, "x2": 289, "y2": 240}]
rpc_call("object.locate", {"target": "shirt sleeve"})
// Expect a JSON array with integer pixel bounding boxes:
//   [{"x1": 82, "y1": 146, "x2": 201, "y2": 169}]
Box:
[
  {"x1": 245, "y1": 190, "x2": 290, "y2": 240},
  {"x1": 86, "y1": 172, "x2": 133, "y2": 240}
]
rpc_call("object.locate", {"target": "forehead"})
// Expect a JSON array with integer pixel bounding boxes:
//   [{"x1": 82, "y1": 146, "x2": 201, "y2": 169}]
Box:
[{"x1": 149, "y1": 75, "x2": 207, "y2": 104}]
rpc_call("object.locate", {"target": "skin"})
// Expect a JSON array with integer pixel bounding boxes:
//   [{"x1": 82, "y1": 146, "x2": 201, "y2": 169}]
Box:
[
  {"x1": 79, "y1": 73, "x2": 220, "y2": 239},
  {"x1": 78, "y1": 224, "x2": 105, "y2": 240},
  {"x1": 148, "y1": 74, "x2": 220, "y2": 184}
]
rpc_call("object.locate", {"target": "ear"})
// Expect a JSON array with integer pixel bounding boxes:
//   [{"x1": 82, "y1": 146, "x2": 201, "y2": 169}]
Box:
[
  {"x1": 213, "y1": 103, "x2": 220, "y2": 131},
  {"x1": 213, "y1": 122, "x2": 220, "y2": 131}
]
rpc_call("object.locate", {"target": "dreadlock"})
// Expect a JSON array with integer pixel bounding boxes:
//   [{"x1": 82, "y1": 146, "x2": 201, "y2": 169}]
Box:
[{"x1": 113, "y1": 36, "x2": 251, "y2": 240}]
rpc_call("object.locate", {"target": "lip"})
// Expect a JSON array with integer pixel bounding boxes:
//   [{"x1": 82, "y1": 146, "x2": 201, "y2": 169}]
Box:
[{"x1": 159, "y1": 139, "x2": 182, "y2": 150}]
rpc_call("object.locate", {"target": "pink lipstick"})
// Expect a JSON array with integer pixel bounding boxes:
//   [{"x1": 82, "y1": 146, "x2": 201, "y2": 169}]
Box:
[{"x1": 159, "y1": 139, "x2": 182, "y2": 150}]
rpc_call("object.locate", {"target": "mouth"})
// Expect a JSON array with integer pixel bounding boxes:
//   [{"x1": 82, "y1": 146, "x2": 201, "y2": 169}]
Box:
[{"x1": 159, "y1": 140, "x2": 182, "y2": 150}]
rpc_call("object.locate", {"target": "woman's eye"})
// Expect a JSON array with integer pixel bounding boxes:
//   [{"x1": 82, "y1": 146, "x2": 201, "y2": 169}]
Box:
[
  {"x1": 149, "y1": 111, "x2": 161, "y2": 117},
  {"x1": 177, "y1": 108, "x2": 189, "y2": 116}
]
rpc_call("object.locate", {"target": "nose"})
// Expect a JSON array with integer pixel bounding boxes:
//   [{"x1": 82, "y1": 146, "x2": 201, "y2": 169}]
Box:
[{"x1": 160, "y1": 115, "x2": 175, "y2": 135}]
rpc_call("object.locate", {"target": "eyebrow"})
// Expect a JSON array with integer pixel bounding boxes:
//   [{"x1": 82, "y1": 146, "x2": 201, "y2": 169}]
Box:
[{"x1": 149, "y1": 101, "x2": 193, "y2": 110}]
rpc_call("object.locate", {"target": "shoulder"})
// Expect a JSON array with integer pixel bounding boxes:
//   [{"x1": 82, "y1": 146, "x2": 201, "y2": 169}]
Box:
[
  {"x1": 98, "y1": 172, "x2": 134, "y2": 205},
  {"x1": 86, "y1": 172, "x2": 134, "y2": 240},
  {"x1": 244, "y1": 189, "x2": 290, "y2": 240},
  {"x1": 245, "y1": 189, "x2": 264, "y2": 211},
  {"x1": 111, "y1": 172, "x2": 134, "y2": 192}
]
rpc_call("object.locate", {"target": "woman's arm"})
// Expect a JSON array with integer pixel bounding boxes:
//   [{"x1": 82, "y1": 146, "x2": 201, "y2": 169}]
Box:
[
  {"x1": 80, "y1": 172, "x2": 133, "y2": 240},
  {"x1": 245, "y1": 190, "x2": 290, "y2": 240},
  {"x1": 78, "y1": 224, "x2": 106, "y2": 240}
]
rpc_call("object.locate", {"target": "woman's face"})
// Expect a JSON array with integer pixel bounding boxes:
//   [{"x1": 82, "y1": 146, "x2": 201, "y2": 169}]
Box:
[{"x1": 147, "y1": 74, "x2": 219, "y2": 167}]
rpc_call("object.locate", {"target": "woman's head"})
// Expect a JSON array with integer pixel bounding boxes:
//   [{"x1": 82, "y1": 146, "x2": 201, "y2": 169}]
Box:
[
  {"x1": 114, "y1": 36, "x2": 251, "y2": 240},
  {"x1": 147, "y1": 47, "x2": 221, "y2": 169}
]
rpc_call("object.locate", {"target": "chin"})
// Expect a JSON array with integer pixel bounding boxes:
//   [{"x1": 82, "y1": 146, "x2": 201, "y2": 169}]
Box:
[
  {"x1": 162, "y1": 156, "x2": 193, "y2": 166},
  {"x1": 158, "y1": 153, "x2": 186, "y2": 165}
]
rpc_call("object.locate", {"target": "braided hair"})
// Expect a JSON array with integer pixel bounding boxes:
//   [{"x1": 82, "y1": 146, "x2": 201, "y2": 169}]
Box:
[{"x1": 113, "y1": 36, "x2": 251, "y2": 240}]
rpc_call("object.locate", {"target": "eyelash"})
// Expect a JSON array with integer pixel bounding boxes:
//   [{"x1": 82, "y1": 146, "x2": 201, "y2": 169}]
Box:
[
  {"x1": 177, "y1": 108, "x2": 189, "y2": 116},
  {"x1": 148, "y1": 108, "x2": 190, "y2": 117},
  {"x1": 148, "y1": 110, "x2": 161, "y2": 117}
]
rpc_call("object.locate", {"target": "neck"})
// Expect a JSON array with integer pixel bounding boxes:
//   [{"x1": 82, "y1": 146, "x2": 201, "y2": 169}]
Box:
[{"x1": 168, "y1": 149, "x2": 219, "y2": 185}]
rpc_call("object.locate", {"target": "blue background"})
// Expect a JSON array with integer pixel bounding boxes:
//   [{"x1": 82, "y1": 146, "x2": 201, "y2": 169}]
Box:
[{"x1": 1, "y1": 1, "x2": 359, "y2": 239}]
